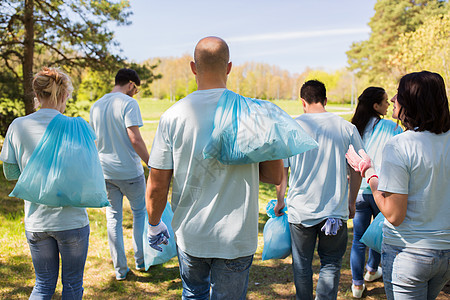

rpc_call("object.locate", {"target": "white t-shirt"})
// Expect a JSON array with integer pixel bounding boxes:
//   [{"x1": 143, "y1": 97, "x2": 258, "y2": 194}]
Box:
[
  {"x1": 149, "y1": 88, "x2": 260, "y2": 259},
  {"x1": 285, "y1": 112, "x2": 364, "y2": 226},
  {"x1": 0, "y1": 109, "x2": 89, "y2": 232},
  {"x1": 378, "y1": 130, "x2": 450, "y2": 250},
  {"x1": 90, "y1": 92, "x2": 144, "y2": 180}
]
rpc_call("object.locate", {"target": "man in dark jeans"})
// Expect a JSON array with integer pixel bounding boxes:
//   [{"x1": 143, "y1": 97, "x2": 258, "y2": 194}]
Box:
[{"x1": 276, "y1": 80, "x2": 363, "y2": 299}]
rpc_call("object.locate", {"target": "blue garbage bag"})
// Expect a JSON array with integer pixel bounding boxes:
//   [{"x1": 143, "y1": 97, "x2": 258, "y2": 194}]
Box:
[
  {"x1": 203, "y1": 90, "x2": 318, "y2": 165},
  {"x1": 10, "y1": 114, "x2": 109, "y2": 208},
  {"x1": 360, "y1": 213, "x2": 385, "y2": 254},
  {"x1": 143, "y1": 202, "x2": 177, "y2": 269},
  {"x1": 262, "y1": 199, "x2": 291, "y2": 261}
]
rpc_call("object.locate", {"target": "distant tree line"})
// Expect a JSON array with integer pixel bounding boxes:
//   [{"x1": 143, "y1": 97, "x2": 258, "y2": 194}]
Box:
[{"x1": 145, "y1": 55, "x2": 357, "y2": 104}]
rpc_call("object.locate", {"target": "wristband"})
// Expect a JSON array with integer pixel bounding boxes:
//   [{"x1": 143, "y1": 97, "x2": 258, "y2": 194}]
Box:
[
  {"x1": 367, "y1": 174, "x2": 378, "y2": 184},
  {"x1": 149, "y1": 220, "x2": 161, "y2": 227}
]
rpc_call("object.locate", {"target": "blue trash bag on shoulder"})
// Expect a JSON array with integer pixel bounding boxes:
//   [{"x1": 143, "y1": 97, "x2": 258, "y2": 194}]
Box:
[
  {"x1": 203, "y1": 90, "x2": 318, "y2": 165},
  {"x1": 262, "y1": 199, "x2": 291, "y2": 261},
  {"x1": 360, "y1": 212, "x2": 385, "y2": 254},
  {"x1": 10, "y1": 114, "x2": 109, "y2": 208},
  {"x1": 143, "y1": 202, "x2": 177, "y2": 270}
]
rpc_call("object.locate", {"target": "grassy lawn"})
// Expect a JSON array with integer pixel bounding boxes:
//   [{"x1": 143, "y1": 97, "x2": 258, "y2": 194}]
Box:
[{"x1": 0, "y1": 98, "x2": 448, "y2": 299}]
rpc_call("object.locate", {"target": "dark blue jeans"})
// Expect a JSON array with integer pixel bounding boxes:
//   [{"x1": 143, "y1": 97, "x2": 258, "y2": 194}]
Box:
[
  {"x1": 26, "y1": 224, "x2": 90, "y2": 300},
  {"x1": 350, "y1": 193, "x2": 381, "y2": 285},
  {"x1": 177, "y1": 248, "x2": 253, "y2": 300},
  {"x1": 290, "y1": 220, "x2": 347, "y2": 300}
]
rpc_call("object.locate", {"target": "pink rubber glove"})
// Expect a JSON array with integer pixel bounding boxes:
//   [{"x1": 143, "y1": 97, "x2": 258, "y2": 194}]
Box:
[{"x1": 345, "y1": 145, "x2": 372, "y2": 177}]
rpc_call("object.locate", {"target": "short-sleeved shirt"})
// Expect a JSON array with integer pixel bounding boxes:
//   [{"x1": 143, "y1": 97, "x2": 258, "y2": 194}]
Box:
[
  {"x1": 90, "y1": 92, "x2": 144, "y2": 180},
  {"x1": 285, "y1": 112, "x2": 364, "y2": 226},
  {"x1": 0, "y1": 109, "x2": 89, "y2": 232},
  {"x1": 378, "y1": 130, "x2": 450, "y2": 250},
  {"x1": 149, "y1": 88, "x2": 260, "y2": 259},
  {"x1": 359, "y1": 118, "x2": 403, "y2": 194}
]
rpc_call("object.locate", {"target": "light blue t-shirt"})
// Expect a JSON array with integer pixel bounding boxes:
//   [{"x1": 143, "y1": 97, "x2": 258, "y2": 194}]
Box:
[
  {"x1": 149, "y1": 88, "x2": 260, "y2": 259},
  {"x1": 359, "y1": 118, "x2": 403, "y2": 194},
  {"x1": 90, "y1": 92, "x2": 144, "y2": 180},
  {"x1": 378, "y1": 130, "x2": 450, "y2": 250},
  {"x1": 285, "y1": 112, "x2": 364, "y2": 226},
  {"x1": 0, "y1": 109, "x2": 89, "y2": 232}
]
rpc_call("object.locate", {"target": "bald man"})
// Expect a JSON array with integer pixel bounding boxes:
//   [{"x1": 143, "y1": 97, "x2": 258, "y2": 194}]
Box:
[{"x1": 146, "y1": 36, "x2": 283, "y2": 299}]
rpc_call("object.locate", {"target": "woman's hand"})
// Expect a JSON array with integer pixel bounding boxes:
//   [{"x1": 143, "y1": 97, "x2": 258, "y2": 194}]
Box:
[{"x1": 345, "y1": 145, "x2": 373, "y2": 177}]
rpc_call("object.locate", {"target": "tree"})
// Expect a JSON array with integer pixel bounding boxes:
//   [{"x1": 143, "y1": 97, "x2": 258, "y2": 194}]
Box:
[
  {"x1": 1, "y1": 0, "x2": 131, "y2": 116},
  {"x1": 388, "y1": 12, "x2": 450, "y2": 89},
  {"x1": 347, "y1": 0, "x2": 448, "y2": 85}
]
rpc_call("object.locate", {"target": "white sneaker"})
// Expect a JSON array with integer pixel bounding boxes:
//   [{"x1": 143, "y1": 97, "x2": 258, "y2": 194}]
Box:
[
  {"x1": 352, "y1": 284, "x2": 365, "y2": 298},
  {"x1": 364, "y1": 266, "x2": 382, "y2": 282}
]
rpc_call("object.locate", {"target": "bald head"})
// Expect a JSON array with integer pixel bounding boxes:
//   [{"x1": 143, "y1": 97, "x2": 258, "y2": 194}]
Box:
[{"x1": 194, "y1": 36, "x2": 229, "y2": 74}]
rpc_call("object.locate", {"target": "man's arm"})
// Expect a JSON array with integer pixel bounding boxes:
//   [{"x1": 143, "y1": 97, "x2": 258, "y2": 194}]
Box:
[
  {"x1": 146, "y1": 168, "x2": 173, "y2": 225},
  {"x1": 3, "y1": 162, "x2": 21, "y2": 181},
  {"x1": 274, "y1": 167, "x2": 289, "y2": 216},
  {"x1": 347, "y1": 166, "x2": 362, "y2": 219},
  {"x1": 259, "y1": 159, "x2": 283, "y2": 185},
  {"x1": 127, "y1": 126, "x2": 150, "y2": 166}
]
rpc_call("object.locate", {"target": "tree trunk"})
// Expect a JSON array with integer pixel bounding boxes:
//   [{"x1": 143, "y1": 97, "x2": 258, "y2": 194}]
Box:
[{"x1": 23, "y1": 0, "x2": 35, "y2": 115}]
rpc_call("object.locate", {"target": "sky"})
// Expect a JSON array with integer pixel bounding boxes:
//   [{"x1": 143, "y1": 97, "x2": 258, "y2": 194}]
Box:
[{"x1": 112, "y1": 0, "x2": 377, "y2": 74}]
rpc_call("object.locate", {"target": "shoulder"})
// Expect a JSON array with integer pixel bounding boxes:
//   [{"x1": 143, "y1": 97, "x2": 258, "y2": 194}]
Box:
[
  {"x1": 159, "y1": 97, "x2": 190, "y2": 124},
  {"x1": 385, "y1": 131, "x2": 414, "y2": 152},
  {"x1": 379, "y1": 119, "x2": 402, "y2": 131},
  {"x1": 8, "y1": 112, "x2": 39, "y2": 129}
]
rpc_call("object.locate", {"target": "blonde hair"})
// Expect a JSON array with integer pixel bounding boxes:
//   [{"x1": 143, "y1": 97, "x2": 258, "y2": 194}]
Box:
[{"x1": 33, "y1": 67, "x2": 73, "y2": 106}]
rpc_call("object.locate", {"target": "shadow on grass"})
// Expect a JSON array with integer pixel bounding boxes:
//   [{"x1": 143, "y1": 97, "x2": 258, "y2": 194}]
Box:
[
  {"x1": 91, "y1": 264, "x2": 181, "y2": 298},
  {"x1": 0, "y1": 165, "x2": 23, "y2": 219},
  {"x1": 248, "y1": 260, "x2": 294, "y2": 299},
  {"x1": 0, "y1": 255, "x2": 34, "y2": 298}
]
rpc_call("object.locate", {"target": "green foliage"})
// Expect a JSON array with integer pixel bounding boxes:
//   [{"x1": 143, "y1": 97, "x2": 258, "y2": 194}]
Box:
[
  {"x1": 347, "y1": 0, "x2": 449, "y2": 86},
  {"x1": 305, "y1": 69, "x2": 340, "y2": 90},
  {"x1": 388, "y1": 11, "x2": 450, "y2": 89},
  {"x1": 76, "y1": 70, "x2": 112, "y2": 102},
  {"x1": 0, "y1": 0, "x2": 162, "y2": 137},
  {"x1": 0, "y1": 98, "x2": 25, "y2": 138},
  {"x1": 1, "y1": 0, "x2": 132, "y2": 73}
]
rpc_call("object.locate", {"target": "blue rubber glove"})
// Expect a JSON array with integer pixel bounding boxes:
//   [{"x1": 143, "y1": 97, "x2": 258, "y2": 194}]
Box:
[
  {"x1": 321, "y1": 218, "x2": 343, "y2": 235},
  {"x1": 147, "y1": 221, "x2": 170, "y2": 252}
]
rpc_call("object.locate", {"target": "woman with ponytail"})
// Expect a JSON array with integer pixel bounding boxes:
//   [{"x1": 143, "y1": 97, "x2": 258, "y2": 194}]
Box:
[
  {"x1": 350, "y1": 87, "x2": 403, "y2": 298},
  {"x1": 347, "y1": 71, "x2": 450, "y2": 299},
  {"x1": 1, "y1": 67, "x2": 91, "y2": 299}
]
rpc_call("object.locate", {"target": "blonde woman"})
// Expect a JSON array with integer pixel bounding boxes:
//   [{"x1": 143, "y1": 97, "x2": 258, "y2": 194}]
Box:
[{"x1": 0, "y1": 67, "x2": 90, "y2": 299}]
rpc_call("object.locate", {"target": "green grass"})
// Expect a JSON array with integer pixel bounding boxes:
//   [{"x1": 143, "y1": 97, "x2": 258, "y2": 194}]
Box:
[{"x1": 1, "y1": 99, "x2": 448, "y2": 299}]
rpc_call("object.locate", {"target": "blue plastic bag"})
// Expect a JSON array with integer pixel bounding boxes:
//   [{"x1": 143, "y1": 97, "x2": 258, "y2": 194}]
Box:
[
  {"x1": 10, "y1": 114, "x2": 109, "y2": 208},
  {"x1": 143, "y1": 202, "x2": 177, "y2": 269},
  {"x1": 262, "y1": 199, "x2": 291, "y2": 261},
  {"x1": 203, "y1": 90, "x2": 318, "y2": 165},
  {"x1": 360, "y1": 213, "x2": 385, "y2": 254}
]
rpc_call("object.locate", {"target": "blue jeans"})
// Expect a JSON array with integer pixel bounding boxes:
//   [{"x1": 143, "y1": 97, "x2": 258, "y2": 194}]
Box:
[
  {"x1": 382, "y1": 243, "x2": 450, "y2": 300},
  {"x1": 177, "y1": 248, "x2": 253, "y2": 300},
  {"x1": 350, "y1": 193, "x2": 381, "y2": 285},
  {"x1": 105, "y1": 174, "x2": 146, "y2": 279},
  {"x1": 26, "y1": 224, "x2": 90, "y2": 300},
  {"x1": 290, "y1": 220, "x2": 348, "y2": 300}
]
